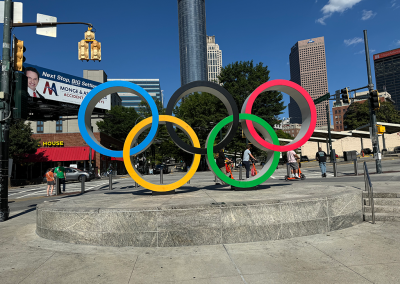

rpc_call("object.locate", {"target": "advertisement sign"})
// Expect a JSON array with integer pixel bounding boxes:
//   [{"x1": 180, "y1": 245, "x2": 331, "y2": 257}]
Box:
[
  {"x1": 373, "y1": 48, "x2": 400, "y2": 60},
  {"x1": 24, "y1": 63, "x2": 110, "y2": 110}
]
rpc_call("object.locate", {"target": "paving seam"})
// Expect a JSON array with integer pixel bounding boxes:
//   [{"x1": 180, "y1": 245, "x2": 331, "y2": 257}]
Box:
[
  {"x1": 17, "y1": 252, "x2": 56, "y2": 284},
  {"x1": 306, "y1": 242, "x2": 374, "y2": 283},
  {"x1": 127, "y1": 255, "x2": 139, "y2": 284},
  {"x1": 223, "y1": 244, "x2": 248, "y2": 284}
]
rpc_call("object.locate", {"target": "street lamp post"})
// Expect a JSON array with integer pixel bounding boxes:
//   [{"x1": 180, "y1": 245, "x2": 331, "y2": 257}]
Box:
[{"x1": 0, "y1": 0, "x2": 12, "y2": 221}]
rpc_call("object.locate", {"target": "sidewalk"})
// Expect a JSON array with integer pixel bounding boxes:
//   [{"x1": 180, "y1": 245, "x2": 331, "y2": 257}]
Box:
[
  {"x1": 1, "y1": 173, "x2": 400, "y2": 283},
  {"x1": 1, "y1": 209, "x2": 400, "y2": 283}
]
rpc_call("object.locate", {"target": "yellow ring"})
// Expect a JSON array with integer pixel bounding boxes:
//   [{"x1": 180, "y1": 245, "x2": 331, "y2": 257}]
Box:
[{"x1": 123, "y1": 115, "x2": 201, "y2": 192}]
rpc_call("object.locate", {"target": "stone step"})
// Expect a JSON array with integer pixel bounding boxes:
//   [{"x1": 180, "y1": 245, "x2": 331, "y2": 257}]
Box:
[
  {"x1": 364, "y1": 205, "x2": 400, "y2": 214},
  {"x1": 372, "y1": 198, "x2": 400, "y2": 206},
  {"x1": 364, "y1": 213, "x2": 400, "y2": 222},
  {"x1": 362, "y1": 192, "x2": 399, "y2": 198}
]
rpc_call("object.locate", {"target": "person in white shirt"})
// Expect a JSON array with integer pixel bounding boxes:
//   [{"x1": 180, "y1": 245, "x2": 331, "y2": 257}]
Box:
[
  {"x1": 25, "y1": 67, "x2": 44, "y2": 99},
  {"x1": 286, "y1": 150, "x2": 300, "y2": 178},
  {"x1": 242, "y1": 144, "x2": 256, "y2": 179}
]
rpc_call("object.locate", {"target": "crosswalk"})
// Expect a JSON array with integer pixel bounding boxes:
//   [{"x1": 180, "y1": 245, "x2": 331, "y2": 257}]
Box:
[{"x1": 8, "y1": 179, "x2": 112, "y2": 199}]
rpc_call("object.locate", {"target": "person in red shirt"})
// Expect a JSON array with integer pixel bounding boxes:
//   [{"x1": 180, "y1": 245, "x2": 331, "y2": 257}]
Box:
[{"x1": 46, "y1": 168, "x2": 55, "y2": 196}]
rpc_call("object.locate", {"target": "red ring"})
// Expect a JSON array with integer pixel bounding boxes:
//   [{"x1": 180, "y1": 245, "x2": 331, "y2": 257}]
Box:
[{"x1": 244, "y1": 79, "x2": 317, "y2": 152}]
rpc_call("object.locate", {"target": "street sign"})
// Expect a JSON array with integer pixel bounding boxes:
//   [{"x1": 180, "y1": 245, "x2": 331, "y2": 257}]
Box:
[
  {"x1": 36, "y1": 14, "x2": 57, "y2": 38},
  {"x1": 0, "y1": 2, "x2": 23, "y2": 24},
  {"x1": 313, "y1": 93, "x2": 330, "y2": 105}
]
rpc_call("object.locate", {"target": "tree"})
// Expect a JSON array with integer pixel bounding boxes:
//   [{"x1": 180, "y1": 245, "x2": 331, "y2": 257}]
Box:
[
  {"x1": 344, "y1": 100, "x2": 400, "y2": 130},
  {"x1": 9, "y1": 120, "x2": 40, "y2": 163},
  {"x1": 276, "y1": 129, "x2": 293, "y2": 140},
  {"x1": 96, "y1": 105, "x2": 140, "y2": 144},
  {"x1": 217, "y1": 61, "x2": 287, "y2": 163}
]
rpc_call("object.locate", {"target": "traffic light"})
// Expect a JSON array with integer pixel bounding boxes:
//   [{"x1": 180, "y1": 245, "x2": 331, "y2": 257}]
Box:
[
  {"x1": 13, "y1": 37, "x2": 26, "y2": 71},
  {"x1": 13, "y1": 72, "x2": 28, "y2": 119},
  {"x1": 370, "y1": 90, "x2": 380, "y2": 110},
  {"x1": 341, "y1": 88, "x2": 349, "y2": 104},
  {"x1": 91, "y1": 40, "x2": 101, "y2": 61},
  {"x1": 78, "y1": 40, "x2": 89, "y2": 61}
]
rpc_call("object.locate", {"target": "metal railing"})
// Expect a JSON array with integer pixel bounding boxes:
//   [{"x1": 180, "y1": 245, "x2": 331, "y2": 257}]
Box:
[{"x1": 363, "y1": 161, "x2": 375, "y2": 224}]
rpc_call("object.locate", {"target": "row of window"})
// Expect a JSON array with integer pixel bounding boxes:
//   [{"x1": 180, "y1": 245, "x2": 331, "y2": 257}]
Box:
[{"x1": 37, "y1": 118, "x2": 63, "y2": 134}]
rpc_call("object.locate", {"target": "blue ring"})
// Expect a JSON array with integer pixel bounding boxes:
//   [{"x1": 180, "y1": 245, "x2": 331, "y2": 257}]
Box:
[{"x1": 78, "y1": 81, "x2": 159, "y2": 158}]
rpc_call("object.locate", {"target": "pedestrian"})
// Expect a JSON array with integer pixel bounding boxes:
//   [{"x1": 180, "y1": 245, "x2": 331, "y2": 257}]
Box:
[
  {"x1": 316, "y1": 147, "x2": 327, "y2": 178},
  {"x1": 55, "y1": 162, "x2": 66, "y2": 192},
  {"x1": 216, "y1": 149, "x2": 233, "y2": 184},
  {"x1": 45, "y1": 168, "x2": 55, "y2": 196},
  {"x1": 286, "y1": 150, "x2": 300, "y2": 178},
  {"x1": 243, "y1": 144, "x2": 257, "y2": 179}
]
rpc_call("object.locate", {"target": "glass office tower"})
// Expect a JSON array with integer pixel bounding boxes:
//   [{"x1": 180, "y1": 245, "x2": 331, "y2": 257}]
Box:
[{"x1": 177, "y1": 0, "x2": 208, "y2": 86}]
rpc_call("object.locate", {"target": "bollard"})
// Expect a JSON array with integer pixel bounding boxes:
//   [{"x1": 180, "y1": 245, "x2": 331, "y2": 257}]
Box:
[
  {"x1": 135, "y1": 181, "x2": 138, "y2": 188},
  {"x1": 81, "y1": 176, "x2": 85, "y2": 194},
  {"x1": 354, "y1": 159, "x2": 358, "y2": 176},
  {"x1": 109, "y1": 172, "x2": 112, "y2": 190},
  {"x1": 160, "y1": 168, "x2": 163, "y2": 184},
  {"x1": 239, "y1": 164, "x2": 243, "y2": 180},
  {"x1": 214, "y1": 175, "x2": 217, "y2": 182},
  {"x1": 187, "y1": 179, "x2": 190, "y2": 184},
  {"x1": 55, "y1": 178, "x2": 59, "y2": 195},
  {"x1": 333, "y1": 161, "x2": 338, "y2": 177},
  {"x1": 286, "y1": 163, "x2": 291, "y2": 177}
]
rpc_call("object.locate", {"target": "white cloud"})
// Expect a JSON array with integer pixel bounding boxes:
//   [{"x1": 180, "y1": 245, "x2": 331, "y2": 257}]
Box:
[
  {"x1": 361, "y1": 10, "x2": 376, "y2": 20},
  {"x1": 316, "y1": 0, "x2": 363, "y2": 25},
  {"x1": 396, "y1": 40, "x2": 400, "y2": 46},
  {"x1": 344, "y1": 37, "x2": 363, "y2": 46},
  {"x1": 354, "y1": 49, "x2": 375, "y2": 55}
]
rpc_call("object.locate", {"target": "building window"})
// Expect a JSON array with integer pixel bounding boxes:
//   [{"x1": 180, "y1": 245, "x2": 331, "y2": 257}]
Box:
[
  {"x1": 37, "y1": 121, "x2": 44, "y2": 133},
  {"x1": 56, "y1": 117, "x2": 63, "y2": 133}
]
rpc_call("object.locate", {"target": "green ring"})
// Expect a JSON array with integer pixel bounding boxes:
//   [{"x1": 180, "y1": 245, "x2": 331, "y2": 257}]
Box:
[{"x1": 206, "y1": 113, "x2": 280, "y2": 188}]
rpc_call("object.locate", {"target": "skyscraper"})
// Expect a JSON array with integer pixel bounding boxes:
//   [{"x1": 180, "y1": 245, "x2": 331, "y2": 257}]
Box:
[
  {"x1": 289, "y1": 37, "x2": 329, "y2": 128},
  {"x1": 177, "y1": 0, "x2": 208, "y2": 86},
  {"x1": 374, "y1": 48, "x2": 400, "y2": 110},
  {"x1": 207, "y1": 35, "x2": 222, "y2": 84}
]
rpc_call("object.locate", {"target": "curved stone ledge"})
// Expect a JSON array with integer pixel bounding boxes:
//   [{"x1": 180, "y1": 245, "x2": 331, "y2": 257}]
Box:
[{"x1": 36, "y1": 188, "x2": 362, "y2": 247}]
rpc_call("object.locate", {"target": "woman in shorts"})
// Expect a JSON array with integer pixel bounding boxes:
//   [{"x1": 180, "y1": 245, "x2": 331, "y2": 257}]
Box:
[{"x1": 46, "y1": 168, "x2": 55, "y2": 196}]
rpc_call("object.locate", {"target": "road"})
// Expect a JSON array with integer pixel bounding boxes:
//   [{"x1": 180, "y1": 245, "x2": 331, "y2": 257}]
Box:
[{"x1": 7, "y1": 157, "x2": 400, "y2": 217}]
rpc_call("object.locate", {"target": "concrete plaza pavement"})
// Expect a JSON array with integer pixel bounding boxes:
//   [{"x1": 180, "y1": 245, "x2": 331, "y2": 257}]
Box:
[{"x1": 1, "y1": 172, "x2": 400, "y2": 283}]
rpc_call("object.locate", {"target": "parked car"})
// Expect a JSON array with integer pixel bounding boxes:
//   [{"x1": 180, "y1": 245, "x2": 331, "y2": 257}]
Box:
[
  {"x1": 300, "y1": 156, "x2": 309, "y2": 162},
  {"x1": 394, "y1": 146, "x2": 400, "y2": 153},
  {"x1": 153, "y1": 164, "x2": 170, "y2": 174},
  {"x1": 43, "y1": 167, "x2": 93, "y2": 183},
  {"x1": 362, "y1": 148, "x2": 372, "y2": 155}
]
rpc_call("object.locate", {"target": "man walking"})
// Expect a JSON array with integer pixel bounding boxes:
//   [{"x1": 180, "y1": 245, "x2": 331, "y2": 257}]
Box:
[
  {"x1": 286, "y1": 149, "x2": 300, "y2": 178},
  {"x1": 316, "y1": 147, "x2": 327, "y2": 178},
  {"x1": 243, "y1": 144, "x2": 257, "y2": 179},
  {"x1": 55, "y1": 162, "x2": 66, "y2": 192}
]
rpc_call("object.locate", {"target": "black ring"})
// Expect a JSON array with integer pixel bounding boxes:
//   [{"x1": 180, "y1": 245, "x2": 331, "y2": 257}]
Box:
[{"x1": 165, "y1": 80, "x2": 239, "y2": 155}]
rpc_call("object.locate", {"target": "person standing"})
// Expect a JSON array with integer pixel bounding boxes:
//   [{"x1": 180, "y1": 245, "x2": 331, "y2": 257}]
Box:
[
  {"x1": 316, "y1": 147, "x2": 327, "y2": 178},
  {"x1": 55, "y1": 162, "x2": 66, "y2": 192},
  {"x1": 216, "y1": 149, "x2": 233, "y2": 185},
  {"x1": 287, "y1": 150, "x2": 300, "y2": 178},
  {"x1": 45, "y1": 168, "x2": 55, "y2": 196},
  {"x1": 243, "y1": 144, "x2": 257, "y2": 179}
]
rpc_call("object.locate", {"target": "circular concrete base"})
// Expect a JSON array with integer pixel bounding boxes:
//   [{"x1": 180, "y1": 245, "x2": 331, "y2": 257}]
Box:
[{"x1": 36, "y1": 184, "x2": 362, "y2": 247}]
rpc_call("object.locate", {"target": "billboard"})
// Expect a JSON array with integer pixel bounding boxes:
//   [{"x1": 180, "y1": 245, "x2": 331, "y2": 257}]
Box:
[
  {"x1": 24, "y1": 64, "x2": 110, "y2": 110},
  {"x1": 373, "y1": 48, "x2": 400, "y2": 61}
]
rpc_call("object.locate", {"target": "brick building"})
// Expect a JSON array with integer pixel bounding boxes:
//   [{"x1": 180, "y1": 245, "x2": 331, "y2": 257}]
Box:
[{"x1": 282, "y1": 123, "x2": 302, "y2": 138}]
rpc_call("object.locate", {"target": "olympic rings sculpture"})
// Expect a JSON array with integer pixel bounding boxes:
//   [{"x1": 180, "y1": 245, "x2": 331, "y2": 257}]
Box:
[{"x1": 78, "y1": 79, "x2": 317, "y2": 192}]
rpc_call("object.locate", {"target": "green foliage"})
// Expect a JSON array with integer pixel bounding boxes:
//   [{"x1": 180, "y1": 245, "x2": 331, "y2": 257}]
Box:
[
  {"x1": 9, "y1": 120, "x2": 40, "y2": 163},
  {"x1": 275, "y1": 129, "x2": 293, "y2": 140},
  {"x1": 96, "y1": 105, "x2": 140, "y2": 143},
  {"x1": 344, "y1": 101, "x2": 400, "y2": 130}
]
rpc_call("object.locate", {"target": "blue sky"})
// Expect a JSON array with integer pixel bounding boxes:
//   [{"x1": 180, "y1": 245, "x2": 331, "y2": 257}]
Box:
[{"x1": 3, "y1": 0, "x2": 400, "y2": 119}]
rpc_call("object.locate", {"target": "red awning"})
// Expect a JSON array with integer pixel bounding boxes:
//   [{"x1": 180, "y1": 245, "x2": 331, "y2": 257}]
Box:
[{"x1": 24, "y1": 147, "x2": 95, "y2": 163}]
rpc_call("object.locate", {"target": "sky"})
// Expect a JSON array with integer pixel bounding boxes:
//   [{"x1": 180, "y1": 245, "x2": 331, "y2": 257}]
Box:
[{"x1": 2, "y1": 0, "x2": 400, "y2": 120}]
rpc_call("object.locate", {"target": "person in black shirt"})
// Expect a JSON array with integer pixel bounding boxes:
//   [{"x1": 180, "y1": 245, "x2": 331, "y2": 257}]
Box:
[
  {"x1": 316, "y1": 147, "x2": 327, "y2": 178},
  {"x1": 216, "y1": 149, "x2": 233, "y2": 185}
]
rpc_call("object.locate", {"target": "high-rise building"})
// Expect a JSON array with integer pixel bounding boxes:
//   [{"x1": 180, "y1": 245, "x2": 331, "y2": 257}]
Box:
[
  {"x1": 107, "y1": 79, "x2": 162, "y2": 112},
  {"x1": 289, "y1": 37, "x2": 329, "y2": 128},
  {"x1": 374, "y1": 48, "x2": 400, "y2": 110},
  {"x1": 177, "y1": 0, "x2": 208, "y2": 86},
  {"x1": 207, "y1": 35, "x2": 222, "y2": 84}
]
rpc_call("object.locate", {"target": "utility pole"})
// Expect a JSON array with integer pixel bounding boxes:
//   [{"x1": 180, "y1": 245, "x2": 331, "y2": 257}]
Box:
[
  {"x1": 364, "y1": 30, "x2": 382, "y2": 174},
  {"x1": 0, "y1": 0, "x2": 12, "y2": 221},
  {"x1": 326, "y1": 104, "x2": 333, "y2": 160}
]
